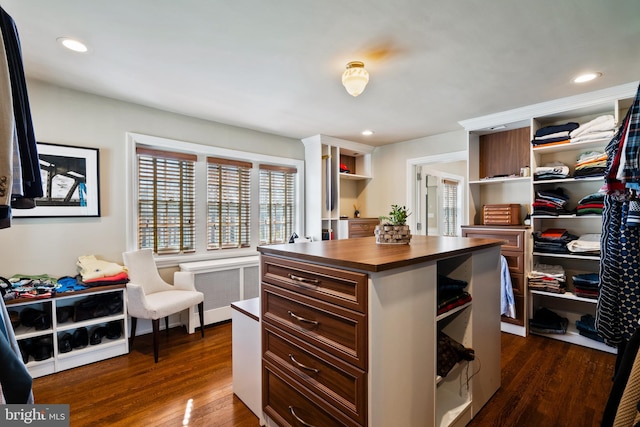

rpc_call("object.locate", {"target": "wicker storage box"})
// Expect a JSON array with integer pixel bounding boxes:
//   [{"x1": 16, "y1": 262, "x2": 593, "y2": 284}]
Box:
[{"x1": 483, "y1": 204, "x2": 521, "y2": 225}]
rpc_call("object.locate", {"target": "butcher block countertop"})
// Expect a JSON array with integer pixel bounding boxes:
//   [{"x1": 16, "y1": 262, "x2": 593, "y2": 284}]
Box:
[{"x1": 257, "y1": 235, "x2": 503, "y2": 272}]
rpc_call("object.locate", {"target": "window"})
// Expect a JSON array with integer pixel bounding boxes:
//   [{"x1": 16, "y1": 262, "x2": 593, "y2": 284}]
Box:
[
  {"x1": 128, "y1": 132, "x2": 304, "y2": 261},
  {"x1": 207, "y1": 157, "x2": 251, "y2": 249},
  {"x1": 260, "y1": 165, "x2": 297, "y2": 244},
  {"x1": 136, "y1": 148, "x2": 196, "y2": 254},
  {"x1": 442, "y1": 178, "x2": 459, "y2": 237}
]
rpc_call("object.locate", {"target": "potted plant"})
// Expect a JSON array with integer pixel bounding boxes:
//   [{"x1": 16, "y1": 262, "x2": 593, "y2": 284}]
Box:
[{"x1": 375, "y1": 204, "x2": 412, "y2": 244}]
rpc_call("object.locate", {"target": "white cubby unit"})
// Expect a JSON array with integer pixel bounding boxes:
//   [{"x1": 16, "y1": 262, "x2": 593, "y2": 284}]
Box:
[{"x1": 7, "y1": 285, "x2": 128, "y2": 378}]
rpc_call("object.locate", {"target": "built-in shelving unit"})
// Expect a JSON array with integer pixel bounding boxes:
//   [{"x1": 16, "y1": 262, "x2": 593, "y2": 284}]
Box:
[
  {"x1": 460, "y1": 81, "x2": 638, "y2": 351},
  {"x1": 302, "y1": 134, "x2": 375, "y2": 242}
]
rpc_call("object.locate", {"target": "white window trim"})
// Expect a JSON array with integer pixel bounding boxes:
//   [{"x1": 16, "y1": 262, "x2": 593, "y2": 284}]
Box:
[{"x1": 125, "y1": 132, "x2": 305, "y2": 267}]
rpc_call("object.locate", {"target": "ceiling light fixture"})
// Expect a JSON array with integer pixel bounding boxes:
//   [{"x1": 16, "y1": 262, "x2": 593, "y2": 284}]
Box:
[
  {"x1": 342, "y1": 61, "x2": 369, "y2": 97},
  {"x1": 57, "y1": 37, "x2": 88, "y2": 53},
  {"x1": 362, "y1": 130, "x2": 374, "y2": 136},
  {"x1": 573, "y1": 72, "x2": 602, "y2": 84}
]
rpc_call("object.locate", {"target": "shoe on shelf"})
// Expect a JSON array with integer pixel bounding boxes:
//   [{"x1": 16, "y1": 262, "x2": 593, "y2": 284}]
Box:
[
  {"x1": 90, "y1": 326, "x2": 107, "y2": 345},
  {"x1": 72, "y1": 327, "x2": 89, "y2": 349},
  {"x1": 106, "y1": 321, "x2": 122, "y2": 340},
  {"x1": 56, "y1": 306, "x2": 74, "y2": 324},
  {"x1": 58, "y1": 333, "x2": 73, "y2": 353},
  {"x1": 31, "y1": 336, "x2": 53, "y2": 361}
]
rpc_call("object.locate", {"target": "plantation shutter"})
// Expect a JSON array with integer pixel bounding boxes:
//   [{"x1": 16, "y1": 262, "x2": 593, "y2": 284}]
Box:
[
  {"x1": 207, "y1": 157, "x2": 252, "y2": 249},
  {"x1": 442, "y1": 178, "x2": 458, "y2": 237},
  {"x1": 260, "y1": 165, "x2": 297, "y2": 244},
  {"x1": 136, "y1": 147, "x2": 196, "y2": 254}
]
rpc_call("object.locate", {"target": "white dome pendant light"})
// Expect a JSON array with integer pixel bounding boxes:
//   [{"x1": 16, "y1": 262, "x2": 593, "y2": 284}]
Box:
[{"x1": 342, "y1": 61, "x2": 369, "y2": 97}]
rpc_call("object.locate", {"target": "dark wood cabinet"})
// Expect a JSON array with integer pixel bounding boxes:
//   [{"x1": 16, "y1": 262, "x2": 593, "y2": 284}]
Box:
[
  {"x1": 461, "y1": 226, "x2": 529, "y2": 330},
  {"x1": 261, "y1": 254, "x2": 368, "y2": 426}
]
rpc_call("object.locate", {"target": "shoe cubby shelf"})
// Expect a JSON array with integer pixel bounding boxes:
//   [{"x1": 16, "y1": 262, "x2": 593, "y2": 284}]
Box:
[{"x1": 5, "y1": 285, "x2": 128, "y2": 378}]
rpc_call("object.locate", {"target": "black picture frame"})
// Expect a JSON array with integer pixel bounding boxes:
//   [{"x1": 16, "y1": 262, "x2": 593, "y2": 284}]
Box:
[{"x1": 13, "y1": 142, "x2": 101, "y2": 217}]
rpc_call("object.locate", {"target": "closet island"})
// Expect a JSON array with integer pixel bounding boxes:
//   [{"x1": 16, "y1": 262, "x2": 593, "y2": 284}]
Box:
[{"x1": 258, "y1": 235, "x2": 503, "y2": 427}]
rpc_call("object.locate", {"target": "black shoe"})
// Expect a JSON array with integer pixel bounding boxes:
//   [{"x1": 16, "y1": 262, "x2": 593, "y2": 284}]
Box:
[
  {"x1": 90, "y1": 326, "x2": 107, "y2": 345},
  {"x1": 58, "y1": 333, "x2": 73, "y2": 353},
  {"x1": 20, "y1": 307, "x2": 49, "y2": 329},
  {"x1": 106, "y1": 321, "x2": 122, "y2": 340},
  {"x1": 72, "y1": 327, "x2": 89, "y2": 349},
  {"x1": 56, "y1": 306, "x2": 74, "y2": 324},
  {"x1": 8, "y1": 310, "x2": 20, "y2": 329},
  {"x1": 18, "y1": 339, "x2": 31, "y2": 364},
  {"x1": 31, "y1": 336, "x2": 53, "y2": 361}
]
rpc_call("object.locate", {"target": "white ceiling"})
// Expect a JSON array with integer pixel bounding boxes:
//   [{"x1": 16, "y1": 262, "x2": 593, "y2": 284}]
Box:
[{"x1": 2, "y1": 0, "x2": 639, "y2": 146}]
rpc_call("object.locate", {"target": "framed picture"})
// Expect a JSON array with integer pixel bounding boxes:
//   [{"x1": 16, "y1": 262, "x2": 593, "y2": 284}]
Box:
[{"x1": 13, "y1": 142, "x2": 101, "y2": 218}]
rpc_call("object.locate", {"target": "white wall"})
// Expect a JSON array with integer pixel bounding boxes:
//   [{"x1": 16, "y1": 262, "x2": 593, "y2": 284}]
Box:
[
  {"x1": 362, "y1": 130, "x2": 467, "y2": 217},
  {"x1": 0, "y1": 80, "x2": 303, "y2": 278}
]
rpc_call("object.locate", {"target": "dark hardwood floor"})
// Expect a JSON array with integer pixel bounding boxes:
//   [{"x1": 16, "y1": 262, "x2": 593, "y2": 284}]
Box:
[{"x1": 32, "y1": 322, "x2": 616, "y2": 426}]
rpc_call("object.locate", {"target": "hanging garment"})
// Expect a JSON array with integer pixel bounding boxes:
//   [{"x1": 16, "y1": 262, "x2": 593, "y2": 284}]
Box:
[
  {"x1": 500, "y1": 255, "x2": 515, "y2": 318},
  {"x1": 0, "y1": 6, "x2": 43, "y2": 220},
  {"x1": 596, "y1": 83, "x2": 640, "y2": 346},
  {"x1": 0, "y1": 28, "x2": 13, "y2": 229},
  {"x1": 0, "y1": 296, "x2": 33, "y2": 403}
]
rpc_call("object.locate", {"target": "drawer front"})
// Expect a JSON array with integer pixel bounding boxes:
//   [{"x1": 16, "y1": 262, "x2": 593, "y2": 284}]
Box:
[
  {"x1": 461, "y1": 228, "x2": 525, "y2": 252},
  {"x1": 261, "y1": 255, "x2": 367, "y2": 313},
  {"x1": 502, "y1": 250, "x2": 524, "y2": 274},
  {"x1": 348, "y1": 220, "x2": 378, "y2": 238},
  {"x1": 263, "y1": 361, "x2": 361, "y2": 427},
  {"x1": 262, "y1": 284, "x2": 367, "y2": 369},
  {"x1": 263, "y1": 323, "x2": 366, "y2": 425},
  {"x1": 510, "y1": 272, "x2": 524, "y2": 295}
]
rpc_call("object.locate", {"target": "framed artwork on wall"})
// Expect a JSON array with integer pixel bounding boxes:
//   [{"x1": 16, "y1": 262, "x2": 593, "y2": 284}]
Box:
[{"x1": 13, "y1": 142, "x2": 101, "y2": 218}]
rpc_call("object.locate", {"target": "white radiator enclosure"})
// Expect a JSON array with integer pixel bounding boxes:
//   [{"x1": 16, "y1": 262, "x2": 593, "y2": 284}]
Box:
[{"x1": 179, "y1": 255, "x2": 260, "y2": 333}]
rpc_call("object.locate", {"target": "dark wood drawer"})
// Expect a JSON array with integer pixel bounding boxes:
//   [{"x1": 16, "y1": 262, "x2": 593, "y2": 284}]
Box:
[
  {"x1": 263, "y1": 323, "x2": 366, "y2": 425},
  {"x1": 348, "y1": 219, "x2": 378, "y2": 238},
  {"x1": 461, "y1": 228, "x2": 525, "y2": 252},
  {"x1": 263, "y1": 361, "x2": 361, "y2": 427},
  {"x1": 261, "y1": 254, "x2": 367, "y2": 313},
  {"x1": 262, "y1": 283, "x2": 367, "y2": 370},
  {"x1": 502, "y1": 250, "x2": 524, "y2": 274},
  {"x1": 510, "y1": 272, "x2": 524, "y2": 295}
]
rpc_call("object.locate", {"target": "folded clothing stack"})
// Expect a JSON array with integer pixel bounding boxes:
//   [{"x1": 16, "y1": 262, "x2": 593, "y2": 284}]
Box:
[
  {"x1": 532, "y1": 122, "x2": 579, "y2": 147},
  {"x1": 534, "y1": 161, "x2": 570, "y2": 181},
  {"x1": 576, "y1": 192, "x2": 604, "y2": 216},
  {"x1": 437, "y1": 274, "x2": 471, "y2": 315},
  {"x1": 575, "y1": 314, "x2": 604, "y2": 342},
  {"x1": 566, "y1": 233, "x2": 601, "y2": 255},
  {"x1": 528, "y1": 263, "x2": 566, "y2": 294},
  {"x1": 533, "y1": 228, "x2": 578, "y2": 254},
  {"x1": 529, "y1": 307, "x2": 568, "y2": 334},
  {"x1": 572, "y1": 273, "x2": 599, "y2": 299},
  {"x1": 76, "y1": 255, "x2": 129, "y2": 287},
  {"x1": 532, "y1": 187, "x2": 571, "y2": 216},
  {"x1": 569, "y1": 115, "x2": 617, "y2": 144},
  {"x1": 574, "y1": 151, "x2": 607, "y2": 178}
]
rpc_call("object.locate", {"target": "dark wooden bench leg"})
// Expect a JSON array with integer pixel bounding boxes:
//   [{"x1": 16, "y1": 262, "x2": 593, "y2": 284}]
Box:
[
  {"x1": 129, "y1": 317, "x2": 137, "y2": 350},
  {"x1": 152, "y1": 318, "x2": 160, "y2": 363},
  {"x1": 198, "y1": 302, "x2": 205, "y2": 338}
]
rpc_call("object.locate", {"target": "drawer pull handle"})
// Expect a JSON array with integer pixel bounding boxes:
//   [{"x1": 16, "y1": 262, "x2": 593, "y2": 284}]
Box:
[
  {"x1": 289, "y1": 354, "x2": 319, "y2": 373},
  {"x1": 288, "y1": 274, "x2": 319, "y2": 287},
  {"x1": 288, "y1": 310, "x2": 319, "y2": 326},
  {"x1": 289, "y1": 406, "x2": 316, "y2": 427}
]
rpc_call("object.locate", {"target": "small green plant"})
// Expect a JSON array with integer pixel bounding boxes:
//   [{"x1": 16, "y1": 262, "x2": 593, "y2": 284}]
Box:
[{"x1": 379, "y1": 204, "x2": 411, "y2": 226}]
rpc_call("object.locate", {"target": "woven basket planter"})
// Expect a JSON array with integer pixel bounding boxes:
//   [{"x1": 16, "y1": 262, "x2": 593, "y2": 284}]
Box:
[{"x1": 374, "y1": 224, "x2": 412, "y2": 244}]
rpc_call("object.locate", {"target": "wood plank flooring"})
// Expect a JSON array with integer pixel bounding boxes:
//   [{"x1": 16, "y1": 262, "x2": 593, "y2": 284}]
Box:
[{"x1": 32, "y1": 322, "x2": 617, "y2": 426}]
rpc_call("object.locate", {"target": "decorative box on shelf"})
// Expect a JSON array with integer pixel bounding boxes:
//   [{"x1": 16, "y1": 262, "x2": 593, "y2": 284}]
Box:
[{"x1": 483, "y1": 204, "x2": 521, "y2": 225}]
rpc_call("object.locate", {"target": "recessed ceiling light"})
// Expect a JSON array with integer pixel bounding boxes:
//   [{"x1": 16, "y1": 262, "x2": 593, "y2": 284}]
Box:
[
  {"x1": 573, "y1": 72, "x2": 602, "y2": 84},
  {"x1": 361, "y1": 130, "x2": 374, "y2": 136},
  {"x1": 57, "y1": 37, "x2": 88, "y2": 53}
]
